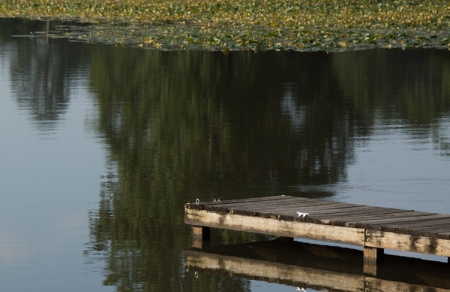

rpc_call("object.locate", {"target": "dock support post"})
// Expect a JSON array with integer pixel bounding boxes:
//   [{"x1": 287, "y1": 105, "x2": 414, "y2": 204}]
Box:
[
  {"x1": 192, "y1": 226, "x2": 210, "y2": 249},
  {"x1": 363, "y1": 247, "x2": 384, "y2": 276}
]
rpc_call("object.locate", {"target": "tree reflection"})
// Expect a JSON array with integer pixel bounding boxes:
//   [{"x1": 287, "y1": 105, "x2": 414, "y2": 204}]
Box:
[
  {"x1": 85, "y1": 48, "x2": 366, "y2": 291},
  {"x1": 2, "y1": 19, "x2": 89, "y2": 134},
  {"x1": 86, "y1": 47, "x2": 448, "y2": 291},
  {"x1": 332, "y1": 49, "x2": 450, "y2": 126},
  {"x1": 332, "y1": 48, "x2": 450, "y2": 156},
  {"x1": 85, "y1": 47, "x2": 449, "y2": 291}
]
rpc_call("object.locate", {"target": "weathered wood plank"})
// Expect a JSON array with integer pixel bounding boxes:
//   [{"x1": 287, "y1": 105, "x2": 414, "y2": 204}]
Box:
[
  {"x1": 382, "y1": 217, "x2": 450, "y2": 228},
  {"x1": 308, "y1": 208, "x2": 410, "y2": 216},
  {"x1": 385, "y1": 225, "x2": 450, "y2": 236},
  {"x1": 207, "y1": 197, "x2": 343, "y2": 212},
  {"x1": 207, "y1": 195, "x2": 298, "y2": 205},
  {"x1": 282, "y1": 204, "x2": 369, "y2": 213},
  {"x1": 416, "y1": 225, "x2": 450, "y2": 234},
  {"x1": 374, "y1": 226, "x2": 450, "y2": 240},
  {"x1": 314, "y1": 212, "x2": 427, "y2": 229},
  {"x1": 186, "y1": 195, "x2": 297, "y2": 210},
  {"x1": 312, "y1": 210, "x2": 417, "y2": 222},
  {"x1": 363, "y1": 214, "x2": 450, "y2": 224},
  {"x1": 206, "y1": 203, "x2": 309, "y2": 214},
  {"x1": 365, "y1": 217, "x2": 450, "y2": 239},
  {"x1": 202, "y1": 199, "x2": 306, "y2": 214},
  {"x1": 346, "y1": 213, "x2": 446, "y2": 226},
  {"x1": 365, "y1": 229, "x2": 450, "y2": 256},
  {"x1": 185, "y1": 208, "x2": 365, "y2": 246}
]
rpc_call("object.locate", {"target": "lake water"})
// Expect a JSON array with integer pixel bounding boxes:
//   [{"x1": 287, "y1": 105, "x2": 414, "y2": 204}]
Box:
[{"x1": 0, "y1": 18, "x2": 449, "y2": 292}]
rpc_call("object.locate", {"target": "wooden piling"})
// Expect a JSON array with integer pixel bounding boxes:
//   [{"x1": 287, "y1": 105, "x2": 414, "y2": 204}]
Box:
[{"x1": 192, "y1": 226, "x2": 210, "y2": 249}]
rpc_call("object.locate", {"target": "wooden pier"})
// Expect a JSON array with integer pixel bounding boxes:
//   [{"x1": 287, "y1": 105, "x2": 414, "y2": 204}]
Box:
[{"x1": 184, "y1": 195, "x2": 450, "y2": 271}]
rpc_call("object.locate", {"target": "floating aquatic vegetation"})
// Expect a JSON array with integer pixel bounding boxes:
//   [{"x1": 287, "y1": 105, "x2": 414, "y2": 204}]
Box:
[{"x1": 1, "y1": 0, "x2": 449, "y2": 51}]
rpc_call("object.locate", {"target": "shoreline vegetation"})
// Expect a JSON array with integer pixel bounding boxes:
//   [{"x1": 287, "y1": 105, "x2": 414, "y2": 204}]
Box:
[{"x1": 1, "y1": 0, "x2": 449, "y2": 52}]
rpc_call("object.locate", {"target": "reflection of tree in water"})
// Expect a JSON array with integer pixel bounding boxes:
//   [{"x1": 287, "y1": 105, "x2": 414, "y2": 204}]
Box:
[
  {"x1": 85, "y1": 43, "x2": 449, "y2": 291},
  {"x1": 332, "y1": 48, "x2": 450, "y2": 155},
  {"x1": 3, "y1": 19, "x2": 88, "y2": 134},
  {"x1": 13, "y1": 38, "x2": 69, "y2": 131},
  {"x1": 85, "y1": 48, "x2": 367, "y2": 291},
  {"x1": 216, "y1": 52, "x2": 360, "y2": 187}
]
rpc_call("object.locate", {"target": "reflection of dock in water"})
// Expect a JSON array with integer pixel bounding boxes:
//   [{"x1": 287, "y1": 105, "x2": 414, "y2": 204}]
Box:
[{"x1": 184, "y1": 240, "x2": 450, "y2": 291}]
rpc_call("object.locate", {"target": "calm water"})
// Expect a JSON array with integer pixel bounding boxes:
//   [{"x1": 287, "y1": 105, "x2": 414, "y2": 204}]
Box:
[{"x1": 0, "y1": 18, "x2": 449, "y2": 292}]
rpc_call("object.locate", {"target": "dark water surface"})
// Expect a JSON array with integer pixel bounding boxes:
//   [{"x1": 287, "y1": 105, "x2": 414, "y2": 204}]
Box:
[{"x1": 1, "y1": 18, "x2": 449, "y2": 292}]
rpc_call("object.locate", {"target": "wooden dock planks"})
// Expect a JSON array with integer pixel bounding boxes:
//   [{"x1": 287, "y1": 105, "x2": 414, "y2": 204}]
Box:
[{"x1": 185, "y1": 195, "x2": 450, "y2": 262}]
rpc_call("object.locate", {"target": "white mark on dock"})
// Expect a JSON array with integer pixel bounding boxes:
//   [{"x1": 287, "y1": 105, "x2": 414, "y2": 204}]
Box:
[{"x1": 297, "y1": 212, "x2": 309, "y2": 217}]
